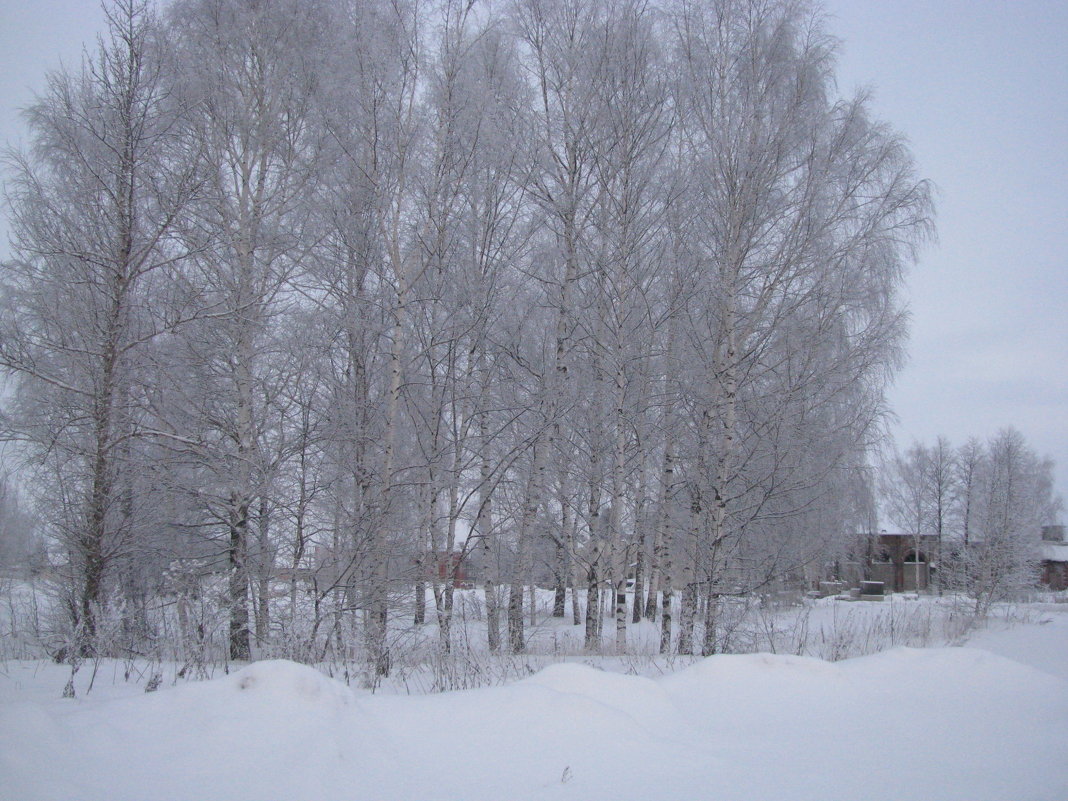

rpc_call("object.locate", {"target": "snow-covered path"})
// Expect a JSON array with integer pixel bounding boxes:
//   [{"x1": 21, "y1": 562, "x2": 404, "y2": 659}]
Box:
[{"x1": 2, "y1": 611, "x2": 1066, "y2": 800}]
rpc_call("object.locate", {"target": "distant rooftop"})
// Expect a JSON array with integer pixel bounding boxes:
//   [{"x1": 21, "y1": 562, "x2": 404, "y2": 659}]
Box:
[{"x1": 1041, "y1": 543, "x2": 1068, "y2": 563}]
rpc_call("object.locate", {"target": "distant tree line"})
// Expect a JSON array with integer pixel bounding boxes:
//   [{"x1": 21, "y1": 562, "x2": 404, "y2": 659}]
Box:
[
  {"x1": 881, "y1": 429, "x2": 1062, "y2": 613},
  {"x1": 0, "y1": 0, "x2": 932, "y2": 670}
]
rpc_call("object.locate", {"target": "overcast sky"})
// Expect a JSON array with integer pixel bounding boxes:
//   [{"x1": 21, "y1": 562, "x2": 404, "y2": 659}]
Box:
[
  {"x1": 827, "y1": 0, "x2": 1068, "y2": 507},
  {"x1": 1, "y1": 0, "x2": 1066, "y2": 507}
]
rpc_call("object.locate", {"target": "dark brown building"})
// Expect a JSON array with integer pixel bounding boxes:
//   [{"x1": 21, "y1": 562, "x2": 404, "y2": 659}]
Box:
[
  {"x1": 868, "y1": 532, "x2": 939, "y2": 592},
  {"x1": 1040, "y1": 526, "x2": 1068, "y2": 591}
]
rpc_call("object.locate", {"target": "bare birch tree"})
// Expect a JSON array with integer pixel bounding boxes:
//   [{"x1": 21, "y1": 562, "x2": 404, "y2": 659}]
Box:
[
  {"x1": 667, "y1": 0, "x2": 931, "y2": 655},
  {"x1": 163, "y1": 0, "x2": 331, "y2": 660},
  {"x1": 0, "y1": 0, "x2": 198, "y2": 655}
]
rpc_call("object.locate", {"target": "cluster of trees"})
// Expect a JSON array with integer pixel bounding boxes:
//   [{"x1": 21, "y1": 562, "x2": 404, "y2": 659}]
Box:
[
  {"x1": 881, "y1": 429, "x2": 1061, "y2": 611},
  {"x1": 0, "y1": 472, "x2": 42, "y2": 572},
  {"x1": 0, "y1": 0, "x2": 932, "y2": 670}
]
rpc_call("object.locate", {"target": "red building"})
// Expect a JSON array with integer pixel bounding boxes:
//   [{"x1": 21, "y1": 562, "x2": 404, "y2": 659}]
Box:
[{"x1": 427, "y1": 552, "x2": 474, "y2": 589}]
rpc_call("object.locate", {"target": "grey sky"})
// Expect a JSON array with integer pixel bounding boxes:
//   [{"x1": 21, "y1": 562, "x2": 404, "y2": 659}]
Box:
[
  {"x1": 1, "y1": 0, "x2": 1066, "y2": 505},
  {"x1": 828, "y1": 0, "x2": 1068, "y2": 506}
]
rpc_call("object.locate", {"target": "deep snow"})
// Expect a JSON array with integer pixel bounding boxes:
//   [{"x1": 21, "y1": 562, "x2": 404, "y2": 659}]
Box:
[{"x1": 2, "y1": 606, "x2": 1067, "y2": 800}]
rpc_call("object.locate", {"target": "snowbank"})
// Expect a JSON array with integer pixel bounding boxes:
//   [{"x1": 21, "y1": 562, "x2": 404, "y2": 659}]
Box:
[
  {"x1": 0, "y1": 660, "x2": 402, "y2": 800},
  {"x1": 2, "y1": 626, "x2": 1067, "y2": 800}
]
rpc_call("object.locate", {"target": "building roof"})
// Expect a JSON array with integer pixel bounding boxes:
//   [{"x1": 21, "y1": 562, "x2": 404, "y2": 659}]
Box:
[{"x1": 1040, "y1": 543, "x2": 1068, "y2": 563}]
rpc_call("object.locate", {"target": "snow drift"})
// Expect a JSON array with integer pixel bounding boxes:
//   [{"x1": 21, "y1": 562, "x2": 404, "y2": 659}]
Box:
[{"x1": 2, "y1": 644, "x2": 1066, "y2": 800}]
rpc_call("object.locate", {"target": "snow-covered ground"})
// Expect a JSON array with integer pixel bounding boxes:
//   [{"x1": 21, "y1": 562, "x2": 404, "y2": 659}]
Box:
[{"x1": 2, "y1": 601, "x2": 1066, "y2": 800}]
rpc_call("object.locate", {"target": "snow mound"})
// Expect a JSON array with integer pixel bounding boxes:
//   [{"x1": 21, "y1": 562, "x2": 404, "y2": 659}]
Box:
[
  {"x1": 3, "y1": 629, "x2": 1068, "y2": 801},
  {"x1": 842, "y1": 644, "x2": 1068, "y2": 699},
  {"x1": 661, "y1": 652, "x2": 856, "y2": 728},
  {"x1": 667, "y1": 651, "x2": 848, "y2": 688},
  {"x1": 521, "y1": 662, "x2": 680, "y2": 734},
  {"x1": 227, "y1": 658, "x2": 355, "y2": 708},
  {"x1": 0, "y1": 660, "x2": 397, "y2": 801}
]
